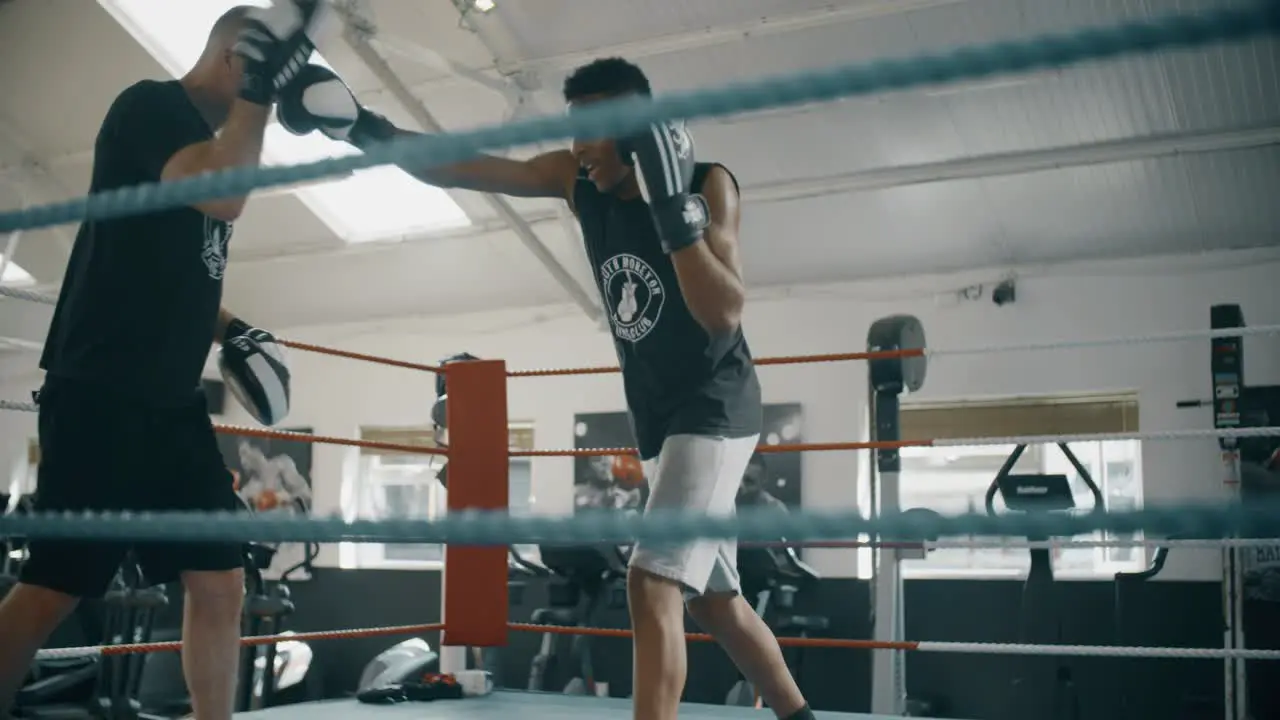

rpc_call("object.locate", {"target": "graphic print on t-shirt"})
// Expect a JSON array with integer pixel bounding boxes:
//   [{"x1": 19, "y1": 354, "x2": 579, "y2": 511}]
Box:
[
  {"x1": 202, "y1": 215, "x2": 233, "y2": 280},
  {"x1": 601, "y1": 253, "x2": 664, "y2": 343}
]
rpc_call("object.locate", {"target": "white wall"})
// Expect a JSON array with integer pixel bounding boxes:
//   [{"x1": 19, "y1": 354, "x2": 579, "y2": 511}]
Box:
[{"x1": 2, "y1": 250, "x2": 1278, "y2": 581}]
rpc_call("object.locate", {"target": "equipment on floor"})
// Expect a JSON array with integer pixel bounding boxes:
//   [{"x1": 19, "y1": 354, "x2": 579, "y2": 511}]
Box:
[
  {"x1": 236, "y1": 539, "x2": 321, "y2": 713},
  {"x1": 360, "y1": 547, "x2": 551, "y2": 694},
  {"x1": 985, "y1": 445, "x2": 1103, "y2": 720},
  {"x1": 526, "y1": 544, "x2": 629, "y2": 695},
  {"x1": 1114, "y1": 542, "x2": 1169, "y2": 716},
  {"x1": 15, "y1": 555, "x2": 169, "y2": 720}
]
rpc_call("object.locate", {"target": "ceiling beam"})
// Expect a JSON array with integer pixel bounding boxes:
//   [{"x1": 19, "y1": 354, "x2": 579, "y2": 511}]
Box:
[
  {"x1": 466, "y1": 0, "x2": 968, "y2": 78},
  {"x1": 748, "y1": 123, "x2": 1280, "y2": 204},
  {"x1": 335, "y1": 6, "x2": 602, "y2": 322}
]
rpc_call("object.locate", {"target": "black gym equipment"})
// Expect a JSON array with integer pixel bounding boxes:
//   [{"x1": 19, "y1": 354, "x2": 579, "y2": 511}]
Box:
[
  {"x1": 14, "y1": 555, "x2": 169, "y2": 720},
  {"x1": 984, "y1": 447, "x2": 1103, "y2": 720},
  {"x1": 235, "y1": 539, "x2": 321, "y2": 713},
  {"x1": 526, "y1": 544, "x2": 630, "y2": 695},
  {"x1": 725, "y1": 545, "x2": 827, "y2": 707},
  {"x1": 1113, "y1": 543, "x2": 1170, "y2": 716}
]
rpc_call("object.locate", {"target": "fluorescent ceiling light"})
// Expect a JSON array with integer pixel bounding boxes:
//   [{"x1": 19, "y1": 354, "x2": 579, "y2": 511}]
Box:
[
  {"x1": 0, "y1": 256, "x2": 34, "y2": 286},
  {"x1": 97, "y1": 0, "x2": 472, "y2": 244}
]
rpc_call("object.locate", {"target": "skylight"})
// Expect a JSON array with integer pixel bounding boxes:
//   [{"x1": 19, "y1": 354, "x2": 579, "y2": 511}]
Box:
[
  {"x1": 97, "y1": 0, "x2": 472, "y2": 244},
  {"x1": 0, "y1": 255, "x2": 34, "y2": 286}
]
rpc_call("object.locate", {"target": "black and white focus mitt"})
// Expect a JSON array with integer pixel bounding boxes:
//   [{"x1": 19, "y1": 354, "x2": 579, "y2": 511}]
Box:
[
  {"x1": 234, "y1": 0, "x2": 337, "y2": 106},
  {"x1": 219, "y1": 318, "x2": 291, "y2": 426},
  {"x1": 276, "y1": 64, "x2": 397, "y2": 148}
]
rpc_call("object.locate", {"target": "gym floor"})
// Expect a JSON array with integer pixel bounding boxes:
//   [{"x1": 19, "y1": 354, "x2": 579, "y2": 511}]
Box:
[{"x1": 231, "y1": 692, "x2": 957, "y2": 718}]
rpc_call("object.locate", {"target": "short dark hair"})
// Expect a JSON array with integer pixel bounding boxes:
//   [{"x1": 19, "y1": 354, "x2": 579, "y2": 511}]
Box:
[{"x1": 562, "y1": 57, "x2": 651, "y2": 102}]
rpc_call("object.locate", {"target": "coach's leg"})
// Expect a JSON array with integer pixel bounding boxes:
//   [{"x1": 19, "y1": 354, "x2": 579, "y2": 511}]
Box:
[
  {"x1": 153, "y1": 403, "x2": 247, "y2": 720},
  {"x1": 0, "y1": 583, "x2": 80, "y2": 715},
  {"x1": 181, "y1": 567, "x2": 244, "y2": 720}
]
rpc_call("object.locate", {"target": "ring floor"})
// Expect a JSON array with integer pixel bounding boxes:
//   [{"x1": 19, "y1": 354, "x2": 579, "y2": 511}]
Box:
[{"x1": 232, "y1": 691, "x2": 957, "y2": 719}]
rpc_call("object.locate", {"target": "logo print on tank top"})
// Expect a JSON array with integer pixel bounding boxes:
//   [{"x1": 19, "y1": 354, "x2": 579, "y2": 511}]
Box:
[
  {"x1": 601, "y1": 253, "x2": 664, "y2": 343},
  {"x1": 202, "y1": 216, "x2": 233, "y2": 280}
]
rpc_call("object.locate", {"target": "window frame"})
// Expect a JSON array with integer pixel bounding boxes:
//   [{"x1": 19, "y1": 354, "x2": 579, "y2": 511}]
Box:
[
  {"x1": 340, "y1": 422, "x2": 536, "y2": 571},
  {"x1": 859, "y1": 392, "x2": 1145, "y2": 581}
]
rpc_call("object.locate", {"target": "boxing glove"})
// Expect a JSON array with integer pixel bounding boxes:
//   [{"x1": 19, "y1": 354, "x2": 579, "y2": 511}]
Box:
[
  {"x1": 219, "y1": 318, "x2": 291, "y2": 426},
  {"x1": 234, "y1": 0, "x2": 336, "y2": 106},
  {"x1": 617, "y1": 120, "x2": 710, "y2": 254},
  {"x1": 277, "y1": 64, "x2": 397, "y2": 148}
]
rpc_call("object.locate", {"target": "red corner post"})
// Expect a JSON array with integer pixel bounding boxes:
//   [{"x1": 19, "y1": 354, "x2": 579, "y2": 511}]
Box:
[{"x1": 441, "y1": 358, "x2": 509, "y2": 648}]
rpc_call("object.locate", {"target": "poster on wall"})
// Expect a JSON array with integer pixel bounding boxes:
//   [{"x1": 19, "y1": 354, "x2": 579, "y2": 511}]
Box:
[
  {"x1": 572, "y1": 403, "x2": 804, "y2": 514},
  {"x1": 216, "y1": 429, "x2": 316, "y2": 581}
]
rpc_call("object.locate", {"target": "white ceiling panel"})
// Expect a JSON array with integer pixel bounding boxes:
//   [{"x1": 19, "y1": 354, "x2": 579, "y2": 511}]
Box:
[
  {"x1": 222, "y1": 223, "x2": 585, "y2": 328},
  {"x1": 489, "y1": 0, "x2": 856, "y2": 63},
  {"x1": 0, "y1": 0, "x2": 162, "y2": 157}
]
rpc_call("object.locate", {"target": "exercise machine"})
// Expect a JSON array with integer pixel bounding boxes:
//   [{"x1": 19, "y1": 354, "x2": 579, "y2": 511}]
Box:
[
  {"x1": 985, "y1": 449, "x2": 1103, "y2": 720},
  {"x1": 235, "y1": 540, "x2": 320, "y2": 713},
  {"x1": 15, "y1": 556, "x2": 169, "y2": 720},
  {"x1": 526, "y1": 544, "x2": 629, "y2": 695},
  {"x1": 476, "y1": 546, "x2": 551, "y2": 687},
  {"x1": 1113, "y1": 544, "x2": 1169, "y2": 716},
  {"x1": 726, "y1": 545, "x2": 827, "y2": 707}
]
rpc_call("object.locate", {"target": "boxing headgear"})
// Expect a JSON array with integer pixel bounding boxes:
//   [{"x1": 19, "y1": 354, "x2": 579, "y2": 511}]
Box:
[{"x1": 431, "y1": 352, "x2": 480, "y2": 429}]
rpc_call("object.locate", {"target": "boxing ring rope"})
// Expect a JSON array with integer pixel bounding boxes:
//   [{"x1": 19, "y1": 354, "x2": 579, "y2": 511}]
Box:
[
  {"x1": 0, "y1": 5, "x2": 1277, "y2": 714},
  {"x1": 33, "y1": 623, "x2": 444, "y2": 661},
  {"x1": 506, "y1": 324, "x2": 1280, "y2": 377},
  {"x1": 31, "y1": 620, "x2": 1280, "y2": 663},
  {"x1": 2, "y1": 394, "x2": 1278, "y2": 458}
]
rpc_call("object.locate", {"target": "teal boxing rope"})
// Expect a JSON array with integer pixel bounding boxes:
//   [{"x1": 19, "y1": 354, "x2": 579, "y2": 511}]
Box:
[
  {"x1": 0, "y1": 4, "x2": 1278, "y2": 234},
  {"x1": 0, "y1": 501, "x2": 1277, "y2": 545}
]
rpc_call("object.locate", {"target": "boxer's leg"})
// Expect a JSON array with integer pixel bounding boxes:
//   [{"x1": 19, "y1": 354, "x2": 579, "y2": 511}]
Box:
[{"x1": 628, "y1": 434, "x2": 756, "y2": 720}]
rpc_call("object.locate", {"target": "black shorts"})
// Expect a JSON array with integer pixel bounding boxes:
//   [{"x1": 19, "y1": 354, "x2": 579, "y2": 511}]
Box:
[{"x1": 20, "y1": 381, "x2": 244, "y2": 598}]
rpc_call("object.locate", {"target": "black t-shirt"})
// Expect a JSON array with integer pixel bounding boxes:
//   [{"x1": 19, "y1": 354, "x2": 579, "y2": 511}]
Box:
[
  {"x1": 40, "y1": 80, "x2": 231, "y2": 407},
  {"x1": 576, "y1": 163, "x2": 762, "y2": 460}
]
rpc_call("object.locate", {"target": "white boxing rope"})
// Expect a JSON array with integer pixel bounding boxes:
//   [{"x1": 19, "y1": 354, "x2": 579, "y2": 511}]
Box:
[
  {"x1": 818, "y1": 537, "x2": 1280, "y2": 551},
  {"x1": 935, "y1": 425, "x2": 1280, "y2": 447},
  {"x1": 928, "y1": 324, "x2": 1280, "y2": 357},
  {"x1": 913, "y1": 641, "x2": 1280, "y2": 661}
]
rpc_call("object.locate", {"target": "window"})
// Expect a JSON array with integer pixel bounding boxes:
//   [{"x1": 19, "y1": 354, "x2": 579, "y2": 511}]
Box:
[
  {"x1": 0, "y1": 255, "x2": 34, "y2": 286},
  {"x1": 879, "y1": 394, "x2": 1144, "y2": 579},
  {"x1": 96, "y1": 0, "x2": 472, "y2": 244},
  {"x1": 341, "y1": 424, "x2": 537, "y2": 569}
]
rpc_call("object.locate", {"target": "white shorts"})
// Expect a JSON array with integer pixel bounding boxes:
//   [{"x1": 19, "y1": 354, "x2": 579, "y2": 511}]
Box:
[{"x1": 630, "y1": 433, "x2": 760, "y2": 597}]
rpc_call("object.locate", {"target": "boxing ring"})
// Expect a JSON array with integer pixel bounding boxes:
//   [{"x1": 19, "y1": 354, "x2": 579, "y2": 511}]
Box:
[{"x1": 3, "y1": 4, "x2": 1280, "y2": 719}]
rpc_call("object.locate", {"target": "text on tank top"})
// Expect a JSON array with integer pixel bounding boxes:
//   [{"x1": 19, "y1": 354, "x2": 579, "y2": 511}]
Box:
[{"x1": 575, "y1": 162, "x2": 762, "y2": 460}]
